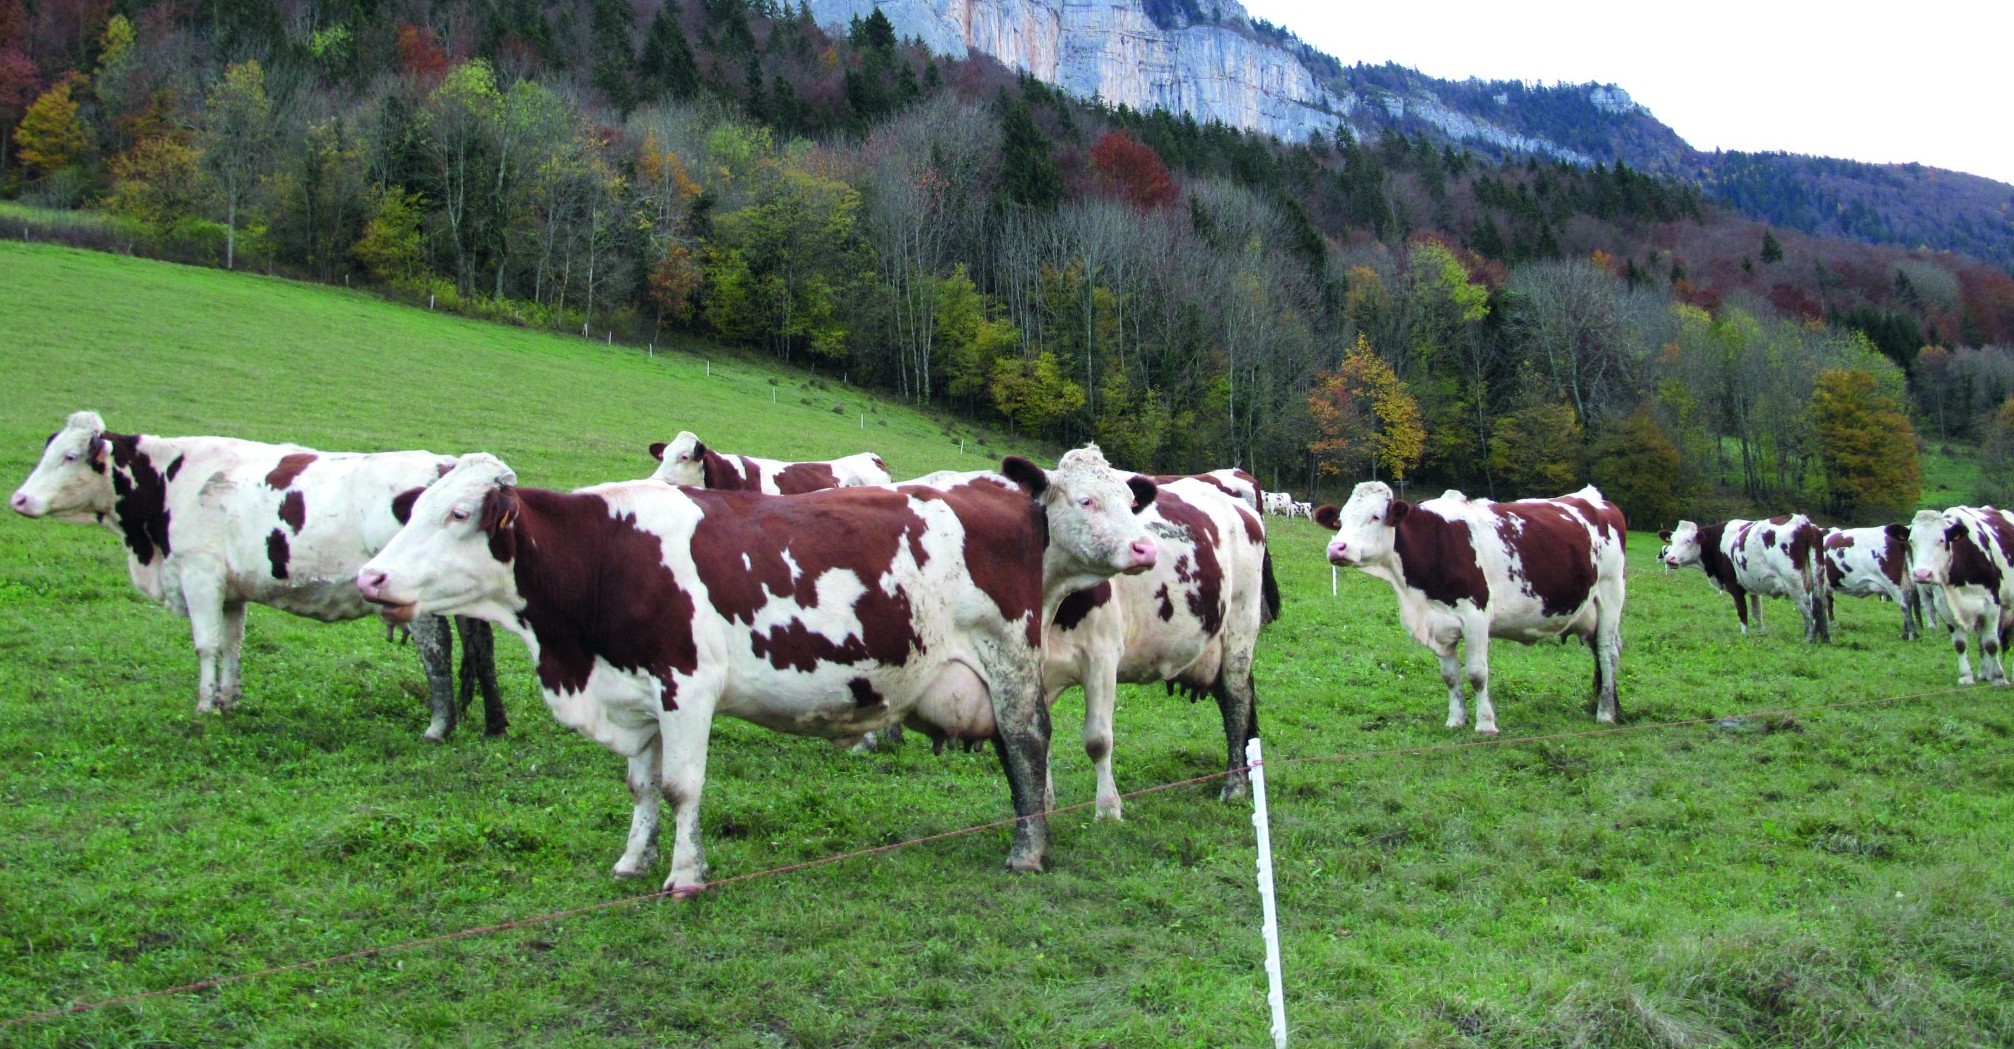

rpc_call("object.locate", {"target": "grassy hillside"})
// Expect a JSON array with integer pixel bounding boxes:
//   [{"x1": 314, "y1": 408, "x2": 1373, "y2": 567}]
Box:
[{"x1": 1, "y1": 244, "x2": 2010, "y2": 1045}]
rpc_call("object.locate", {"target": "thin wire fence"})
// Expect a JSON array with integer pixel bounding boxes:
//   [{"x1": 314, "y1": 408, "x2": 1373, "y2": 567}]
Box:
[{"x1": 0, "y1": 683, "x2": 1980, "y2": 1031}]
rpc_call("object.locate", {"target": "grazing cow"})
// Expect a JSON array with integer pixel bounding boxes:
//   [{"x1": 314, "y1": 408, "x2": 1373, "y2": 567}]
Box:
[
  {"x1": 1261, "y1": 491, "x2": 1294, "y2": 517},
  {"x1": 1822, "y1": 525, "x2": 1924, "y2": 639},
  {"x1": 1660, "y1": 516, "x2": 1831, "y2": 643},
  {"x1": 10, "y1": 411, "x2": 504, "y2": 739},
  {"x1": 1315, "y1": 483, "x2": 1626, "y2": 734},
  {"x1": 1907, "y1": 506, "x2": 2014, "y2": 685},
  {"x1": 356, "y1": 447, "x2": 1160, "y2": 893},
  {"x1": 1295, "y1": 501, "x2": 1313, "y2": 520},
  {"x1": 646, "y1": 430, "x2": 891, "y2": 493},
  {"x1": 1043, "y1": 476, "x2": 1276, "y2": 819}
]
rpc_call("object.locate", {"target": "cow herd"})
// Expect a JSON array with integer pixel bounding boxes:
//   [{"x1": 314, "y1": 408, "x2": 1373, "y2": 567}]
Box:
[{"x1": 7, "y1": 409, "x2": 2000, "y2": 895}]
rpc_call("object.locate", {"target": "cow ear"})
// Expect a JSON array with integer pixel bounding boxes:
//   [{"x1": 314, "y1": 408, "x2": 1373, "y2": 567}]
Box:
[
  {"x1": 390, "y1": 487, "x2": 424, "y2": 525},
  {"x1": 1388, "y1": 500, "x2": 1411, "y2": 524},
  {"x1": 689, "y1": 441, "x2": 708, "y2": 460},
  {"x1": 1658, "y1": 529, "x2": 1672, "y2": 542},
  {"x1": 648, "y1": 442, "x2": 668, "y2": 462},
  {"x1": 1312, "y1": 505, "x2": 1342, "y2": 531},
  {"x1": 1885, "y1": 523, "x2": 1908, "y2": 541},
  {"x1": 435, "y1": 460, "x2": 454, "y2": 478},
  {"x1": 88, "y1": 434, "x2": 109, "y2": 470},
  {"x1": 479, "y1": 486, "x2": 519, "y2": 534},
  {"x1": 1127, "y1": 476, "x2": 1158, "y2": 514},
  {"x1": 999, "y1": 456, "x2": 1048, "y2": 499}
]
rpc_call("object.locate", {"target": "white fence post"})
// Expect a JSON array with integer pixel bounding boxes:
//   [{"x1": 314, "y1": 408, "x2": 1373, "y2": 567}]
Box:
[
  {"x1": 1331, "y1": 566, "x2": 1338, "y2": 598},
  {"x1": 1247, "y1": 737, "x2": 1288, "y2": 1049}
]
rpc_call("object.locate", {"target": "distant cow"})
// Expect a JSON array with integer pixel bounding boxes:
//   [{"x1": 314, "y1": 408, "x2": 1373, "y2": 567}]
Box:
[
  {"x1": 357, "y1": 447, "x2": 1160, "y2": 894},
  {"x1": 1295, "y1": 501, "x2": 1313, "y2": 520},
  {"x1": 1043, "y1": 475, "x2": 1276, "y2": 819},
  {"x1": 1660, "y1": 516, "x2": 1831, "y2": 643},
  {"x1": 1315, "y1": 483, "x2": 1626, "y2": 734},
  {"x1": 1822, "y1": 525, "x2": 1925, "y2": 639},
  {"x1": 10, "y1": 411, "x2": 503, "y2": 739},
  {"x1": 1907, "y1": 506, "x2": 2014, "y2": 685},
  {"x1": 647, "y1": 430, "x2": 891, "y2": 493},
  {"x1": 1261, "y1": 491, "x2": 1294, "y2": 517}
]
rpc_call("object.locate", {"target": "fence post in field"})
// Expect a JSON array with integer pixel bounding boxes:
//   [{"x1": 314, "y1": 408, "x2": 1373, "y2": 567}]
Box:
[{"x1": 1247, "y1": 737, "x2": 1288, "y2": 1047}]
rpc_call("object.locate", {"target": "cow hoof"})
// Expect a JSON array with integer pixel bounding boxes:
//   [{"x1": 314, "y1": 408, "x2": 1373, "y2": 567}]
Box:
[
  {"x1": 1004, "y1": 852, "x2": 1048, "y2": 874},
  {"x1": 1446, "y1": 717, "x2": 1466, "y2": 729},
  {"x1": 1960, "y1": 675, "x2": 1976, "y2": 686},
  {"x1": 1475, "y1": 725, "x2": 1500, "y2": 736},
  {"x1": 663, "y1": 878, "x2": 707, "y2": 899},
  {"x1": 1094, "y1": 800, "x2": 1124, "y2": 821},
  {"x1": 422, "y1": 723, "x2": 450, "y2": 744},
  {"x1": 612, "y1": 851, "x2": 657, "y2": 879},
  {"x1": 1219, "y1": 781, "x2": 1250, "y2": 803}
]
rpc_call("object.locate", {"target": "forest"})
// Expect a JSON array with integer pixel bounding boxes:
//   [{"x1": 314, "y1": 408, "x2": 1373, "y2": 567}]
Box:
[{"x1": 7, "y1": 0, "x2": 2014, "y2": 526}]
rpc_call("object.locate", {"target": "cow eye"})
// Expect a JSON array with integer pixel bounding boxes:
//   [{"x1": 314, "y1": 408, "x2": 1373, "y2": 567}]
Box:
[
  {"x1": 450, "y1": 507, "x2": 471, "y2": 522},
  {"x1": 1078, "y1": 496, "x2": 1095, "y2": 509},
  {"x1": 62, "y1": 452, "x2": 77, "y2": 463}
]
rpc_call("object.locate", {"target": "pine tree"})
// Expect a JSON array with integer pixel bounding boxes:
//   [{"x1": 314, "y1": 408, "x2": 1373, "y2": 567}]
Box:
[
  {"x1": 997, "y1": 94, "x2": 1061, "y2": 210},
  {"x1": 1760, "y1": 228, "x2": 1784, "y2": 264},
  {"x1": 589, "y1": 0, "x2": 638, "y2": 113},
  {"x1": 640, "y1": 1, "x2": 700, "y2": 102}
]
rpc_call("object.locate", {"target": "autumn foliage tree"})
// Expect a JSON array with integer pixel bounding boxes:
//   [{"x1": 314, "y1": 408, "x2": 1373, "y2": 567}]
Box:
[
  {"x1": 0, "y1": 46, "x2": 40, "y2": 176},
  {"x1": 13, "y1": 73, "x2": 89, "y2": 178},
  {"x1": 1089, "y1": 130, "x2": 1177, "y2": 210},
  {"x1": 1308, "y1": 334, "x2": 1426, "y2": 483},
  {"x1": 1812, "y1": 367, "x2": 1921, "y2": 517}
]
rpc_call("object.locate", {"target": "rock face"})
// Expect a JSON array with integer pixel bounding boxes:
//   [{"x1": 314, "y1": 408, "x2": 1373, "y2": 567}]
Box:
[{"x1": 807, "y1": 0, "x2": 1352, "y2": 141}]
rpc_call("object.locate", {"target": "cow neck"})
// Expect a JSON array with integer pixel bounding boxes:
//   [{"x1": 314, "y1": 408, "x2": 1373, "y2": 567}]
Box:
[
  {"x1": 1386, "y1": 507, "x2": 1490, "y2": 610},
  {"x1": 1696, "y1": 522, "x2": 1739, "y2": 589},
  {"x1": 100, "y1": 431, "x2": 187, "y2": 566},
  {"x1": 699, "y1": 447, "x2": 743, "y2": 490}
]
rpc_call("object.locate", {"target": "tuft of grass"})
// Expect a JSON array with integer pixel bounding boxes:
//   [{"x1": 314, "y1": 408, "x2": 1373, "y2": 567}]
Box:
[{"x1": 0, "y1": 243, "x2": 2010, "y2": 1045}]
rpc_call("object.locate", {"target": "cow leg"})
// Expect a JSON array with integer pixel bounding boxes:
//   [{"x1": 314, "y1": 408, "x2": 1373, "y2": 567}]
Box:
[
  {"x1": 658, "y1": 684, "x2": 720, "y2": 896},
  {"x1": 1465, "y1": 628, "x2": 1498, "y2": 736},
  {"x1": 185, "y1": 579, "x2": 228, "y2": 714},
  {"x1": 1213, "y1": 657, "x2": 1259, "y2": 802},
  {"x1": 455, "y1": 617, "x2": 506, "y2": 736},
  {"x1": 1731, "y1": 588, "x2": 1750, "y2": 636},
  {"x1": 613, "y1": 733, "x2": 664, "y2": 879},
  {"x1": 1080, "y1": 656, "x2": 1124, "y2": 820},
  {"x1": 216, "y1": 601, "x2": 248, "y2": 711},
  {"x1": 1437, "y1": 645, "x2": 1466, "y2": 728},
  {"x1": 986, "y1": 660, "x2": 1053, "y2": 875},
  {"x1": 412, "y1": 614, "x2": 456, "y2": 742},
  {"x1": 1593, "y1": 599, "x2": 1623, "y2": 725},
  {"x1": 1984, "y1": 606, "x2": 2009, "y2": 686},
  {"x1": 1900, "y1": 587, "x2": 1918, "y2": 641},
  {"x1": 1749, "y1": 594, "x2": 1764, "y2": 634}
]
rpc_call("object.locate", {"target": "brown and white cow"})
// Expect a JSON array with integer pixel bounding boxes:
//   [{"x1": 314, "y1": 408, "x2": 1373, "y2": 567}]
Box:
[
  {"x1": 10, "y1": 411, "x2": 503, "y2": 739},
  {"x1": 356, "y1": 447, "x2": 1160, "y2": 894},
  {"x1": 646, "y1": 430, "x2": 891, "y2": 493},
  {"x1": 1042, "y1": 475, "x2": 1276, "y2": 819},
  {"x1": 1907, "y1": 506, "x2": 2014, "y2": 685},
  {"x1": 1660, "y1": 515, "x2": 1831, "y2": 643},
  {"x1": 1148, "y1": 468, "x2": 1261, "y2": 515},
  {"x1": 1315, "y1": 483, "x2": 1627, "y2": 734},
  {"x1": 1822, "y1": 525, "x2": 1925, "y2": 639}
]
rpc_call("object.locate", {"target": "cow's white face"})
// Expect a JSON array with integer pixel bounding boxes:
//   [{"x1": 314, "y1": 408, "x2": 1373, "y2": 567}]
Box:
[
  {"x1": 647, "y1": 431, "x2": 705, "y2": 486},
  {"x1": 358, "y1": 453, "x2": 522, "y2": 623},
  {"x1": 1322, "y1": 482, "x2": 1406, "y2": 567},
  {"x1": 11, "y1": 411, "x2": 114, "y2": 522},
  {"x1": 1908, "y1": 509, "x2": 1954, "y2": 585},
  {"x1": 1005, "y1": 446, "x2": 1158, "y2": 581},
  {"x1": 1660, "y1": 521, "x2": 1704, "y2": 569}
]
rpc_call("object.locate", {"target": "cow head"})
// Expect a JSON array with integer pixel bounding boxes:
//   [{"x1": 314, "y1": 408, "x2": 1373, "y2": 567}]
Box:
[
  {"x1": 1000, "y1": 445, "x2": 1157, "y2": 590},
  {"x1": 358, "y1": 453, "x2": 523, "y2": 623},
  {"x1": 1908, "y1": 509, "x2": 1957, "y2": 585},
  {"x1": 11, "y1": 411, "x2": 113, "y2": 521},
  {"x1": 1659, "y1": 521, "x2": 1704, "y2": 569},
  {"x1": 1316, "y1": 482, "x2": 1410, "y2": 567},
  {"x1": 647, "y1": 431, "x2": 707, "y2": 486}
]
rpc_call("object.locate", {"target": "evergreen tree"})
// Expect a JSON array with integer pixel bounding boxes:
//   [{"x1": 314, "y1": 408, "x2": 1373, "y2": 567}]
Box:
[
  {"x1": 1760, "y1": 228, "x2": 1784, "y2": 264},
  {"x1": 997, "y1": 93, "x2": 1061, "y2": 210},
  {"x1": 743, "y1": 54, "x2": 766, "y2": 121},
  {"x1": 640, "y1": 1, "x2": 701, "y2": 102},
  {"x1": 588, "y1": 0, "x2": 638, "y2": 113}
]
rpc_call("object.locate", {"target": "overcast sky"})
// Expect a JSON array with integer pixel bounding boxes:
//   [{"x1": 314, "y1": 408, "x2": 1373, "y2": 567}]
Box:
[{"x1": 1238, "y1": 0, "x2": 2014, "y2": 187}]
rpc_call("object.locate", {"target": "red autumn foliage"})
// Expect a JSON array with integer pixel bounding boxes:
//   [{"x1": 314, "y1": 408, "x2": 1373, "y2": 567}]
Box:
[
  {"x1": 1089, "y1": 130, "x2": 1178, "y2": 211},
  {"x1": 1958, "y1": 266, "x2": 2014, "y2": 346},
  {"x1": 0, "y1": 46, "x2": 38, "y2": 127},
  {"x1": 1769, "y1": 282, "x2": 1823, "y2": 321},
  {"x1": 396, "y1": 23, "x2": 451, "y2": 85}
]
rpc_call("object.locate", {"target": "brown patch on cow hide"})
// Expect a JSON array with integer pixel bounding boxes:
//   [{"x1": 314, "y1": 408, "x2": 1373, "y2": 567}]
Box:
[
  {"x1": 496, "y1": 488, "x2": 700, "y2": 705},
  {"x1": 266, "y1": 528, "x2": 291, "y2": 579},
  {"x1": 1973, "y1": 512, "x2": 2014, "y2": 565},
  {"x1": 1054, "y1": 582, "x2": 1111, "y2": 632},
  {"x1": 1393, "y1": 510, "x2": 1489, "y2": 610},
  {"x1": 264, "y1": 453, "x2": 317, "y2": 489},
  {"x1": 106, "y1": 434, "x2": 172, "y2": 564},
  {"x1": 687, "y1": 486, "x2": 934, "y2": 671},
  {"x1": 279, "y1": 490, "x2": 307, "y2": 534},
  {"x1": 1494, "y1": 502, "x2": 1596, "y2": 617},
  {"x1": 1557, "y1": 495, "x2": 1625, "y2": 545},
  {"x1": 1153, "y1": 490, "x2": 1226, "y2": 637},
  {"x1": 390, "y1": 487, "x2": 424, "y2": 525},
  {"x1": 914, "y1": 478, "x2": 1046, "y2": 648},
  {"x1": 1787, "y1": 521, "x2": 1820, "y2": 572},
  {"x1": 1945, "y1": 522, "x2": 2003, "y2": 594},
  {"x1": 847, "y1": 677, "x2": 884, "y2": 708},
  {"x1": 773, "y1": 461, "x2": 842, "y2": 494},
  {"x1": 1696, "y1": 522, "x2": 1741, "y2": 593},
  {"x1": 1235, "y1": 505, "x2": 1264, "y2": 545},
  {"x1": 164, "y1": 454, "x2": 184, "y2": 481},
  {"x1": 1874, "y1": 531, "x2": 1907, "y2": 587},
  {"x1": 870, "y1": 455, "x2": 889, "y2": 474}
]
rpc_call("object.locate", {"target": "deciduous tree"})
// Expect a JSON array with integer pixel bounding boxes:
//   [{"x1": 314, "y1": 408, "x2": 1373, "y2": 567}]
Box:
[
  {"x1": 1309, "y1": 333, "x2": 1425, "y2": 483},
  {"x1": 200, "y1": 60, "x2": 274, "y2": 270},
  {"x1": 1812, "y1": 367, "x2": 1921, "y2": 516}
]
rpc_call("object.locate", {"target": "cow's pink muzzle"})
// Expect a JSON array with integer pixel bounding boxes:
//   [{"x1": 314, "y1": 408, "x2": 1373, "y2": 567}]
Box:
[
  {"x1": 1124, "y1": 538, "x2": 1158, "y2": 573},
  {"x1": 1912, "y1": 568, "x2": 1935, "y2": 584},
  {"x1": 9, "y1": 490, "x2": 41, "y2": 517},
  {"x1": 356, "y1": 568, "x2": 417, "y2": 622}
]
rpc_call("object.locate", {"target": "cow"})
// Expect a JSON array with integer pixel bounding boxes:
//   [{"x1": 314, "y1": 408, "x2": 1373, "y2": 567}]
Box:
[
  {"x1": 646, "y1": 430, "x2": 891, "y2": 493},
  {"x1": 1822, "y1": 525, "x2": 1925, "y2": 639},
  {"x1": 1314, "y1": 483, "x2": 1626, "y2": 735},
  {"x1": 1148, "y1": 468, "x2": 1260, "y2": 515},
  {"x1": 1295, "y1": 501, "x2": 1313, "y2": 520},
  {"x1": 1906, "y1": 506, "x2": 2014, "y2": 685},
  {"x1": 1042, "y1": 475, "x2": 1276, "y2": 819},
  {"x1": 355, "y1": 447, "x2": 1161, "y2": 894},
  {"x1": 1261, "y1": 490, "x2": 1294, "y2": 517},
  {"x1": 1660, "y1": 516, "x2": 1831, "y2": 643},
  {"x1": 9, "y1": 411, "x2": 504, "y2": 740}
]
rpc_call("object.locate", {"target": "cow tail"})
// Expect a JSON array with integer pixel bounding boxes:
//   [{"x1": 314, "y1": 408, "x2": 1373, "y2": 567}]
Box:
[{"x1": 1260, "y1": 545, "x2": 1282, "y2": 626}]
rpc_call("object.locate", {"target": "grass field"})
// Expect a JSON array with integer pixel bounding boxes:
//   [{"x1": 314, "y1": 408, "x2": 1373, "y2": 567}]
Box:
[{"x1": 1, "y1": 242, "x2": 2010, "y2": 1047}]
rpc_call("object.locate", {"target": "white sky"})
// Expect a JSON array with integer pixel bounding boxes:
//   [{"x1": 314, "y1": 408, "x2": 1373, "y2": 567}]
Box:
[{"x1": 1239, "y1": 0, "x2": 2014, "y2": 186}]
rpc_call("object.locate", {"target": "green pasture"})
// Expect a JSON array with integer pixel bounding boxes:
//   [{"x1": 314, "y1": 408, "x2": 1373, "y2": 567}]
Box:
[{"x1": 0, "y1": 243, "x2": 2008, "y2": 1046}]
